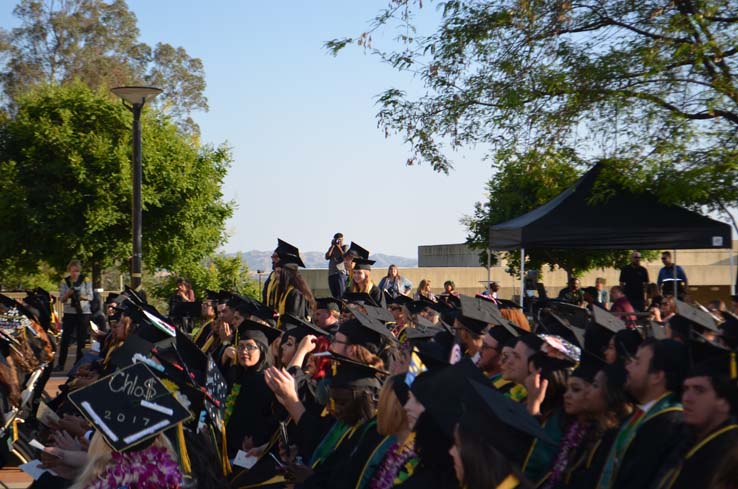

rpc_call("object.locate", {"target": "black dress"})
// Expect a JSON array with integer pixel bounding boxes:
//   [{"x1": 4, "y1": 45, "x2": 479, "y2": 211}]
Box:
[{"x1": 225, "y1": 368, "x2": 278, "y2": 458}]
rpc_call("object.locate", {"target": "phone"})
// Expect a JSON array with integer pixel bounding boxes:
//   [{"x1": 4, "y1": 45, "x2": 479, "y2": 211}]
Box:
[{"x1": 278, "y1": 421, "x2": 289, "y2": 447}]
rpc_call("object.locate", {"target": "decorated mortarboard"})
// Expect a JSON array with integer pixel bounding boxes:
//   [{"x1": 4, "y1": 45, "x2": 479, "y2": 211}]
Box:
[
  {"x1": 0, "y1": 293, "x2": 38, "y2": 323},
  {"x1": 590, "y1": 306, "x2": 627, "y2": 334},
  {"x1": 347, "y1": 242, "x2": 370, "y2": 260},
  {"x1": 538, "y1": 334, "x2": 581, "y2": 363},
  {"x1": 237, "y1": 318, "x2": 283, "y2": 346},
  {"x1": 338, "y1": 309, "x2": 396, "y2": 349},
  {"x1": 204, "y1": 355, "x2": 228, "y2": 428},
  {"x1": 282, "y1": 314, "x2": 330, "y2": 341},
  {"x1": 673, "y1": 300, "x2": 721, "y2": 333},
  {"x1": 316, "y1": 297, "x2": 343, "y2": 312},
  {"x1": 108, "y1": 334, "x2": 155, "y2": 369},
  {"x1": 468, "y1": 379, "x2": 554, "y2": 465},
  {"x1": 327, "y1": 352, "x2": 388, "y2": 389},
  {"x1": 68, "y1": 363, "x2": 191, "y2": 452},
  {"x1": 343, "y1": 292, "x2": 381, "y2": 308}
]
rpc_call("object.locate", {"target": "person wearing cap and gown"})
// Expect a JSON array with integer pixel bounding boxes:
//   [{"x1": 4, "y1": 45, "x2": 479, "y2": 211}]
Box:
[
  {"x1": 653, "y1": 341, "x2": 738, "y2": 489},
  {"x1": 314, "y1": 297, "x2": 342, "y2": 333},
  {"x1": 264, "y1": 240, "x2": 315, "y2": 327},
  {"x1": 346, "y1": 258, "x2": 386, "y2": 309},
  {"x1": 224, "y1": 319, "x2": 282, "y2": 458},
  {"x1": 480, "y1": 325, "x2": 518, "y2": 395},
  {"x1": 596, "y1": 339, "x2": 686, "y2": 489}
]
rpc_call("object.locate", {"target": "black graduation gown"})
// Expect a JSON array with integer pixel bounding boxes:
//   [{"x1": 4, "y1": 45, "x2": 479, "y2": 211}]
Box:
[
  {"x1": 395, "y1": 463, "x2": 458, "y2": 489},
  {"x1": 302, "y1": 418, "x2": 385, "y2": 489},
  {"x1": 546, "y1": 427, "x2": 617, "y2": 489},
  {"x1": 610, "y1": 408, "x2": 684, "y2": 489},
  {"x1": 225, "y1": 369, "x2": 278, "y2": 458},
  {"x1": 652, "y1": 420, "x2": 738, "y2": 489},
  {"x1": 284, "y1": 288, "x2": 310, "y2": 320},
  {"x1": 291, "y1": 409, "x2": 336, "y2": 463}
]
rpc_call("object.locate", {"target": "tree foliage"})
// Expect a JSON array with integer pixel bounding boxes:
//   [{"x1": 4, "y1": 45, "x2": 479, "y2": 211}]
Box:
[
  {"x1": 0, "y1": 0, "x2": 208, "y2": 130},
  {"x1": 462, "y1": 148, "x2": 657, "y2": 278},
  {"x1": 0, "y1": 82, "x2": 232, "y2": 286},
  {"x1": 328, "y1": 0, "x2": 738, "y2": 212}
]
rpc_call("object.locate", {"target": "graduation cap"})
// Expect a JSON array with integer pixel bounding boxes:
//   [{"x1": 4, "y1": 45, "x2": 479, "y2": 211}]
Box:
[
  {"x1": 719, "y1": 312, "x2": 738, "y2": 349},
  {"x1": 538, "y1": 334, "x2": 581, "y2": 363},
  {"x1": 275, "y1": 239, "x2": 306, "y2": 268},
  {"x1": 347, "y1": 242, "x2": 370, "y2": 260},
  {"x1": 530, "y1": 351, "x2": 577, "y2": 375},
  {"x1": 108, "y1": 334, "x2": 155, "y2": 369},
  {"x1": 402, "y1": 324, "x2": 444, "y2": 343},
  {"x1": 328, "y1": 352, "x2": 388, "y2": 389},
  {"x1": 0, "y1": 293, "x2": 38, "y2": 322},
  {"x1": 455, "y1": 295, "x2": 495, "y2": 335},
  {"x1": 539, "y1": 310, "x2": 586, "y2": 349},
  {"x1": 496, "y1": 299, "x2": 522, "y2": 310},
  {"x1": 363, "y1": 305, "x2": 395, "y2": 324},
  {"x1": 673, "y1": 300, "x2": 721, "y2": 333},
  {"x1": 68, "y1": 363, "x2": 191, "y2": 452},
  {"x1": 338, "y1": 309, "x2": 396, "y2": 351},
  {"x1": 282, "y1": 314, "x2": 330, "y2": 342},
  {"x1": 467, "y1": 379, "x2": 555, "y2": 466},
  {"x1": 352, "y1": 257, "x2": 376, "y2": 271},
  {"x1": 343, "y1": 292, "x2": 381, "y2": 308},
  {"x1": 590, "y1": 306, "x2": 626, "y2": 334},
  {"x1": 316, "y1": 297, "x2": 343, "y2": 312},
  {"x1": 385, "y1": 292, "x2": 413, "y2": 307},
  {"x1": 517, "y1": 333, "x2": 544, "y2": 353},
  {"x1": 571, "y1": 354, "x2": 606, "y2": 383},
  {"x1": 644, "y1": 320, "x2": 668, "y2": 340},
  {"x1": 204, "y1": 355, "x2": 228, "y2": 428},
  {"x1": 237, "y1": 318, "x2": 283, "y2": 346}
]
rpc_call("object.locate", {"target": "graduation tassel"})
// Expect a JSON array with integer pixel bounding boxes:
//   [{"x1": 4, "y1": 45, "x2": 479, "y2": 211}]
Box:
[
  {"x1": 221, "y1": 428, "x2": 232, "y2": 475},
  {"x1": 730, "y1": 352, "x2": 737, "y2": 380},
  {"x1": 176, "y1": 422, "x2": 192, "y2": 475}
]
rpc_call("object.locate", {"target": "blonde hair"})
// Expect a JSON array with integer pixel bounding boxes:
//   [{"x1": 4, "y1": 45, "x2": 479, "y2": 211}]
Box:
[
  {"x1": 377, "y1": 377, "x2": 408, "y2": 436},
  {"x1": 351, "y1": 270, "x2": 374, "y2": 294},
  {"x1": 67, "y1": 259, "x2": 82, "y2": 271},
  {"x1": 70, "y1": 432, "x2": 176, "y2": 489}
]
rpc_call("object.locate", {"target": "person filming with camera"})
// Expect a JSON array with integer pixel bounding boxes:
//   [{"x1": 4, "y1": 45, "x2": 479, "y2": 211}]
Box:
[
  {"x1": 56, "y1": 259, "x2": 93, "y2": 371},
  {"x1": 325, "y1": 232, "x2": 349, "y2": 299}
]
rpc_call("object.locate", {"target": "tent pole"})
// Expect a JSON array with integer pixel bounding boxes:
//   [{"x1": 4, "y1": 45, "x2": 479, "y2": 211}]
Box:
[
  {"x1": 673, "y1": 249, "x2": 678, "y2": 298},
  {"x1": 520, "y1": 248, "x2": 525, "y2": 308}
]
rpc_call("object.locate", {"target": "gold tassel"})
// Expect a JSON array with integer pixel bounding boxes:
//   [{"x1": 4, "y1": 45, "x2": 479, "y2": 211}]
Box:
[
  {"x1": 730, "y1": 352, "x2": 737, "y2": 380},
  {"x1": 221, "y1": 427, "x2": 232, "y2": 475},
  {"x1": 176, "y1": 422, "x2": 192, "y2": 474}
]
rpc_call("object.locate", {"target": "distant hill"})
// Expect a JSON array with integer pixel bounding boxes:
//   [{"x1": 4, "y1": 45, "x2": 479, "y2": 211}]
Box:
[{"x1": 235, "y1": 250, "x2": 417, "y2": 272}]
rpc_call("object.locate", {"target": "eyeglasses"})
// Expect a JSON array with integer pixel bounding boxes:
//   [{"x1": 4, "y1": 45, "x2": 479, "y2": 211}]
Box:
[{"x1": 237, "y1": 344, "x2": 259, "y2": 352}]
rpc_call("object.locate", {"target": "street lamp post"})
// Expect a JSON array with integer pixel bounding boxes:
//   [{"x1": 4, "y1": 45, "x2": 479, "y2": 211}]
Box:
[{"x1": 111, "y1": 86, "x2": 162, "y2": 290}]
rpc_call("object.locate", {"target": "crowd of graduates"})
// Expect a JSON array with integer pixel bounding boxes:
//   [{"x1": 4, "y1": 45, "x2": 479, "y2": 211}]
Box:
[{"x1": 1, "y1": 238, "x2": 738, "y2": 489}]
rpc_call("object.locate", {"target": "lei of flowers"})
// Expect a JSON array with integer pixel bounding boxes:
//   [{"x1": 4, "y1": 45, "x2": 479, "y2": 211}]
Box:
[
  {"x1": 542, "y1": 420, "x2": 588, "y2": 489},
  {"x1": 85, "y1": 445, "x2": 182, "y2": 489},
  {"x1": 370, "y1": 433, "x2": 417, "y2": 489},
  {"x1": 224, "y1": 383, "x2": 241, "y2": 425}
]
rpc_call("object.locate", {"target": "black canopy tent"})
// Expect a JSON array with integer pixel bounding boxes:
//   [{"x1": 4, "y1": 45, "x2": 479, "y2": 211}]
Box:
[{"x1": 488, "y1": 163, "x2": 733, "y2": 304}]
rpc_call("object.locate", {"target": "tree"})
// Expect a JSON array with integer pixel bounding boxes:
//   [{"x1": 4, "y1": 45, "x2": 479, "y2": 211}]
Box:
[
  {"x1": 462, "y1": 147, "x2": 656, "y2": 278},
  {"x1": 0, "y1": 82, "x2": 233, "y2": 287},
  {"x1": 327, "y1": 0, "x2": 738, "y2": 212},
  {"x1": 148, "y1": 253, "x2": 261, "y2": 307},
  {"x1": 0, "y1": 0, "x2": 208, "y2": 130}
]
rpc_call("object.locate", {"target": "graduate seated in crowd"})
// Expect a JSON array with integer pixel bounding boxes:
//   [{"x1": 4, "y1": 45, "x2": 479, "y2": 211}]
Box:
[{"x1": 3, "y1": 240, "x2": 738, "y2": 489}]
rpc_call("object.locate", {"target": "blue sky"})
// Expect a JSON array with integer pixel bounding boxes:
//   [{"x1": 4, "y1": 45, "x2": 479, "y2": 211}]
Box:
[{"x1": 0, "y1": 1, "x2": 493, "y2": 259}]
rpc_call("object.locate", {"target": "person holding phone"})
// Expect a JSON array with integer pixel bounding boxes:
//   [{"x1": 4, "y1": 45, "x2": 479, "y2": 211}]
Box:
[
  {"x1": 56, "y1": 259, "x2": 93, "y2": 371},
  {"x1": 325, "y1": 233, "x2": 349, "y2": 299}
]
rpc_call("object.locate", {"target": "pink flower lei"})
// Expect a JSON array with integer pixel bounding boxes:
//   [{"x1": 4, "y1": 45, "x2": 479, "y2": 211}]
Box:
[{"x1": 85, "y1": 445, "x2": 183, "y2": 489}]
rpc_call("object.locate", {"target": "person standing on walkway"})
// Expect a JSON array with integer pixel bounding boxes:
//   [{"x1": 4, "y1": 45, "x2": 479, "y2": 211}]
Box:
[
  {"x1": 325, "y1": 233, "x2": 349, "y2": 299},
  {"x1": 619, "y1": 252, "x2": 649, "y2": 312},
  {"x1": 56, "y1": 259, "x2": 93, "y2": 370}
]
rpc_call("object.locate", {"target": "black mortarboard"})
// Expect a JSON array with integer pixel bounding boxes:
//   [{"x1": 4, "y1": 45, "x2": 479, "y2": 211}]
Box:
[
  {"x1": 338, "y1": 310, "x2": 396, "y2": 350},
  {"x1": 0, "y1": 293, "x2": 38, "y2": 322},
  {"x1": 414, "y1": 341, "x2": 452, "y2": 369},
  {"x1": 590, "y1": 306, "x2": 626, "y2": 334},
  {"x1": 674, "y1": 300, "x2": 720, "y2": 333},
  {"x1": 275, "y1": 239, "x2": 306, "y2": 268},
  {"x1": 343, "y1": 292, "x2": 381, "y2": 308},
  {"x1": 488, "y1": 324, "x2": 515, "y2": 345},
  {"x1": 720, "y1": 312, "x2": 738, "y2": 349},
  {"x1": 496, "y1": 299, "x2": 522, "y2": 310},
  {"x1": 467, "y1": 379, "x2": 554, "y2": 465},
  {"x1": 282, "y1": 314, "x2": 330, "y2": 342},
  {"x1": 406, "y1": 300, "x2": 431, "y2": 316},
  {"x1": 347, "y1": 242, "x2": 370, "y2": 259},
  {"x1": 571, "y1": 355, "x2": 606, "y2": 383},
  {"x1": 530, "y1": 351, "x2": 577, "y2": 375},
  {"x1": 237, "y1": 319, "x2": 283, "y2": 346},
  {"x1": 455, "y1": 295, "x2": 495, "y2": 334},
  {"x1": 352, "y1": 257, "x2": 376, "y2": 270},
  {"x1": 644, "y1": 320, "x2": 668, "y2": 340},
  {"x1": 518, "y1": 333, "x2": 544, "y2": 353},
  {"x1": 329, "y1": 352, "x2": 388, "y2": 389},
  {"x1": 411, "y1": 313, "x2": 436, "y2": 329},
  {"x1": 68, "y1": 363, "x2": 191, "y2": 452},
  {"x1": 402, "y1": 324, "x2": 444, "y2": 343},
  {"x1": 611, "y1": 329, "x2": 643, "y2": 360},
  {"x1": 385, "y1": 292, "x2": 412, "y2": 306},
  {"x1": 204, "y1": 355, "x2": 228, "y2": 427},
  {"x1": 105, "y1": 292, "x2": 120, "y2": 305},
  {"x1": 363, "y1": 305, "x2": 395, "y2": 324},
  {"x1": 316, "y1": 297, "x2": 342, "y2": 312},
  {"x1": 547, "y1": 300, "x2": 589, "y2": 329},
  {"x1": 108, "y1": 334, "x2": 155, "y2": 369},
  {"x1": 539, "y1": 310, "x2": 586, "y2": 349}
]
